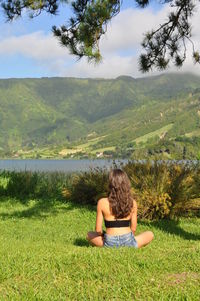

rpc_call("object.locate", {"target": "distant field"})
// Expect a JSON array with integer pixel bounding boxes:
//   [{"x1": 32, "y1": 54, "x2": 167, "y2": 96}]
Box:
[
  {"x1": 185, "y1": 130, "x2": 200, "y2": 138},
  {"x1": 76, "y1": 136, "x2": 107, "y2": 149},
  {"x1": 134, "y1": 124, "x2": 174, "y2": 145},
  {"x1": 90, "y1": 146, "x2": 115, "y2": 154},
  {"x1": 15, "y1": 136, "x2": 109, "y2": 158},
  {"x1": 58, "y1": 148, "x2": 83, "y2": 156},
  {"x1": 0, "y1": 197, "x2": 199, "y2": 300}
]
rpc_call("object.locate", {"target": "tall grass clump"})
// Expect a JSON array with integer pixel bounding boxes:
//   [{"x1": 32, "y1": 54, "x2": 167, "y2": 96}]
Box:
[{"x1": 0, "y1": 170, "x2": 72, "y2": 200}]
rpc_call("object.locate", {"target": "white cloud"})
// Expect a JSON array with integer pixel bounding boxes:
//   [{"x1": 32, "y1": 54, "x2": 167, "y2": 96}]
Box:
[
  {"x1": 64, "y1": 56, "x2": 138, "y2": 78},
  {"x1": 100, "y1": 5, "x2": 171, "y2": 54},
  {"x1": 0, "y1": 3, "x2": 200, "y2": 78},
  {"x1": 0, "y1": 31, "x2": 71, "y2": 60}
]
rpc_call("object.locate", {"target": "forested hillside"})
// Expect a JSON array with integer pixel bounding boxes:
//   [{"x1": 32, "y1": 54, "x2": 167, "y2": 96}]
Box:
[{"x1": 0, "y1": 73, "x2": 200, "y2": 159}]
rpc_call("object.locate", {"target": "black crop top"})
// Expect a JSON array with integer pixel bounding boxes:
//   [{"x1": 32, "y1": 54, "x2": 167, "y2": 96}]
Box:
[{"x1": 104, "y1": 219, "x2": 131, "y2": 228}]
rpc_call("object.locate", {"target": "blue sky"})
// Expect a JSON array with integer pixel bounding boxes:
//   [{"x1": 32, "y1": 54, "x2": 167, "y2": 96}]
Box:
[{"x1": 0, "y1": 1, "x2": 199, "y2": 78}]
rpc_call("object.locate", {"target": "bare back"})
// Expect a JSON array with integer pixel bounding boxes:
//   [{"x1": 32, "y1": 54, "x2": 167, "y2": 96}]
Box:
[{"x1": 97, "y1": 197, "x2": 137, "y2": 235}]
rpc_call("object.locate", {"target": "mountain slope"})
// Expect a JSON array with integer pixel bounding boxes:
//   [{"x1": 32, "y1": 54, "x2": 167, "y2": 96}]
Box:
[{"x1": 0, "y1": 73, "x2": 200, "y2": 158}]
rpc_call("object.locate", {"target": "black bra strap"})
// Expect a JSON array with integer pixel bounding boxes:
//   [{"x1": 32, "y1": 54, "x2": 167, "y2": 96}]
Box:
[{"x1": 104, "y1": 219, "x2": 131, "y2": 228}]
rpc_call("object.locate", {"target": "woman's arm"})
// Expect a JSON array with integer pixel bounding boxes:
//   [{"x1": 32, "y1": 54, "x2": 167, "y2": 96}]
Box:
[
  {"x1": 131, "y1": 200, "x2": 137, "y2": 235},
  {"x1": 95, "y1": 199, "x2": 104, "y2": 235}
]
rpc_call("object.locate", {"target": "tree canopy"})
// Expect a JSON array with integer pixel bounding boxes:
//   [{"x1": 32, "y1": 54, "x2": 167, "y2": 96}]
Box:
[{"x1": 1, "y1": 0, "x2": 200, "y2": 72}]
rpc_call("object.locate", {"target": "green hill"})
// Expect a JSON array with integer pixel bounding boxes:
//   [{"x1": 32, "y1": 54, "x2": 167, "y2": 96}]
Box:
[{"x1": 0, "y1": 73, "x2": 200, "y2": 159}]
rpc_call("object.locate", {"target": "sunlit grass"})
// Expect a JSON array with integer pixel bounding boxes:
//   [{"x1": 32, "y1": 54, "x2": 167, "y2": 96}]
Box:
[
  {"x1": 134, "y1": 123, "x2": 173, "y2": 145},
  {"x1": 0, "y1": 197, "x2": 199, "y2": 300},
  {"x1": 90, "y1": 146, "x2": 115, "y2": 154}
]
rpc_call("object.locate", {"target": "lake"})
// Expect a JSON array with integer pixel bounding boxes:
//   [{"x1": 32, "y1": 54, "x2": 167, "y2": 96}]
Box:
[{"x1": 0, "y1": 159, "x2": 127, "y2": 172}]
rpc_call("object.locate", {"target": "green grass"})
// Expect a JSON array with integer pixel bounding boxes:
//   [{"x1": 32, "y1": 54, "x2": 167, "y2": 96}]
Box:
[
  {"x1": 76, "y1": 136, "x2": 107, "y2": 149},
  {"x1": 185, "y1": 130, "x2": 200, "y2": 138},
  {"x1": 0, "y1": 197, "x2": 199, "y2": 300},
  {"x1": 90, "y1": 146, "x2": 116, "y2": 154},
  {"x1": 134, "y1": 124, "x2": 174, "y2": 145}
]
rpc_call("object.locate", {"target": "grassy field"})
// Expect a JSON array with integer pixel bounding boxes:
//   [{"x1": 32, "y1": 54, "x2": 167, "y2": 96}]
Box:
[
  {"x1": 133, "y1": 124, "x2": 174, "y2": 145},
  {"x1": 0, "y1": 197, "x2": 199, "y2": 300}
]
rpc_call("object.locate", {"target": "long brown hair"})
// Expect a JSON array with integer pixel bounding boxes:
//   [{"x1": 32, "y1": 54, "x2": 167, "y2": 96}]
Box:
[{"x1": 108, "y1": 169, "x2": 133, "y2": 219}]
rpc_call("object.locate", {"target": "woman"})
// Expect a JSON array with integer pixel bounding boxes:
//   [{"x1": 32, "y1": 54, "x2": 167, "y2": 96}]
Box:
[{"x1": 87, "y1": 169, "x2": 154, "y2": 248}]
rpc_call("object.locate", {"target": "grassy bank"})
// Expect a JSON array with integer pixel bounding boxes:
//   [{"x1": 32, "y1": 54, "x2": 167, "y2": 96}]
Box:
[{"x1": 0, "y1": 197, "x2": 199, "y2": 300}]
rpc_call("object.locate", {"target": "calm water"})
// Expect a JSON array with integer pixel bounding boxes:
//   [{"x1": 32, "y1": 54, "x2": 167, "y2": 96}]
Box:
[{"x1": 0, "y1": 159, "x2": 127, "y2": 172}]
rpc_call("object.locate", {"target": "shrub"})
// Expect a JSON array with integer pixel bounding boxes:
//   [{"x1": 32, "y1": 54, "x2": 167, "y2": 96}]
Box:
[
  {"x1": 0, "y1": 171, "x2": 71, "y2": 200},
  {"x1": 124, "y1": 160, "x2": 200, "y2": 219},
  {"x1": 169, "y1": 162, "x2": 200, "y2": 216},
  {"x1": 5, "y1": 171, "x2": 38, "y2": 199},
  {"x1": 124, "y1": 161, "x2": 172, "y2": 219},
  {"x1": 0, "y1": 171, "x2": 10, "y2": 194},
  {"x1": 136, "y1": 190, "x2": 172, "y2": 219},
  {"x1": 66, "y1": 167, "x2": 108, "y2": 205},
  {"x1": 34, "y1": 172, "x2": 71, "y2": 199},
  {"x1": 0, "y1": 161, "x2": 199, "y2": 219},
  {"x1": 168, "y1": 163, "x2": 195, "y2": 208}
]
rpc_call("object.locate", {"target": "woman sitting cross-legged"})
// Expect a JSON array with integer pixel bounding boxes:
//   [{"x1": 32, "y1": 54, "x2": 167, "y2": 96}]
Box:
[{"x1": 87, "y1": 169, "x2": 154, "y2": 248}]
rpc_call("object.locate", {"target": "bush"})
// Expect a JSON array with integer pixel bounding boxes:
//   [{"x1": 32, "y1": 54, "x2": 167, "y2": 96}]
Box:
[
  {"x1": 124, "y1": 161, "x2": 172, "y2": 219},
  {"x1": 63, "y1": 167, "x2": 108, "y2": 205},
  {"x1": 124, "y1": 160, "x2": 200, "y2": 219},
  {"x1": 137, "y1": 191, "x2": 172, "y2": 219},
  {"x1": 0, "y1": 171, "x2": 10, "y2": 195},
  {"x1": 5, "y1": 171, "x2": 38, "y2": 199},
  {"x1": 0, "y1": 161, "x2": 199, "y2": 219},
  {"x1": 0, "y1": 171, "x2": 71, "y2": 200}
]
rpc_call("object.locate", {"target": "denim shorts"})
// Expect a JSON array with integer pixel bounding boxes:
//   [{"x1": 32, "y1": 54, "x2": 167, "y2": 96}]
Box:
[{"x1": 104, "y1": 231, "x2": 138, "y2": 248}]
